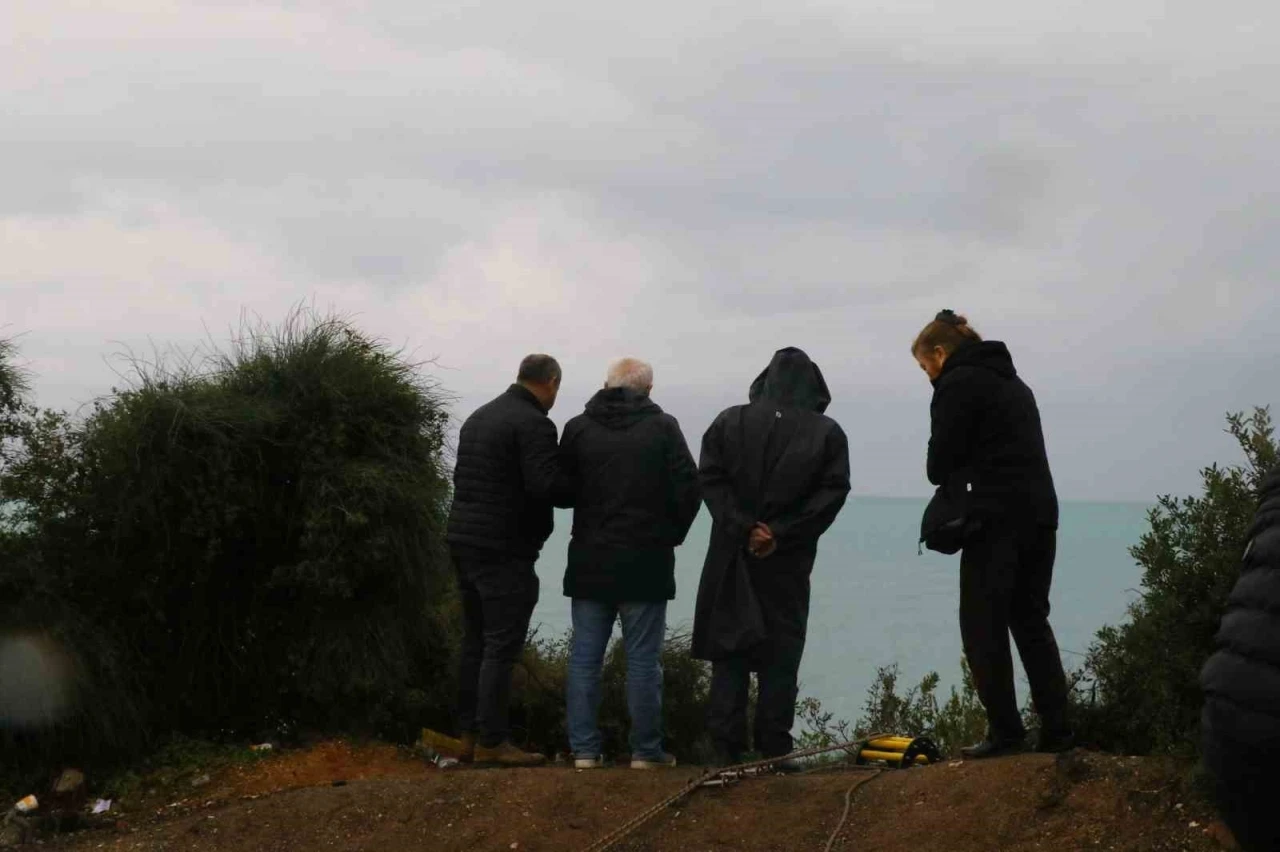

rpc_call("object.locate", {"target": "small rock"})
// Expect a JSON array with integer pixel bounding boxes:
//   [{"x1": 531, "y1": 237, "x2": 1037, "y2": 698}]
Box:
[
  {"x1": 1190, "y1": 821, "x2": 1201, "y2": 829},
  {"x1": 54, "y1": 769, "x2": 86, "y2": 796},
  {"x1": 510, "y1": 844, "x2": 519, "y2": 850},
  {"x1": 190, "y1": 775, "x2": 211, "y2": 789}
]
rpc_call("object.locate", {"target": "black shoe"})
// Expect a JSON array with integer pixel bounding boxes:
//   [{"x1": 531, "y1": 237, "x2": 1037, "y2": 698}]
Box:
[
  {"x1": 1036, "y1": 730, "x2": 1076, "y2": 754},
  {"x1": 766, "y1": 757, "x2": 805, "y2": 775},
  {"x1": 960, "y1": 736, "x2": 1027, "y2": 759}
]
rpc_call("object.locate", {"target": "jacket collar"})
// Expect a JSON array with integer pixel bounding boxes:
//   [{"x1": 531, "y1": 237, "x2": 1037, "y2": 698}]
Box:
[{"x1": 506, "y1": 383, "x2": 548, "y2": 414}]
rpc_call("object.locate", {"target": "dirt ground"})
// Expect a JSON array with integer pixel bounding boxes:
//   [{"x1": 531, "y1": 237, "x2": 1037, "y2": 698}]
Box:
[{"x1": 43, "y1": 741, "x2": 1235, "y2": 852}]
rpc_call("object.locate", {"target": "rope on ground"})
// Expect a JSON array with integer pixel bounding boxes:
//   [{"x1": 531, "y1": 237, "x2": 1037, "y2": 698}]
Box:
[
  {"x1": 823, "y1": 770, "x2": 882, "y2": 852},
  {"x1": 579, "y1": 737, "x2": 887, "y2": 852}
]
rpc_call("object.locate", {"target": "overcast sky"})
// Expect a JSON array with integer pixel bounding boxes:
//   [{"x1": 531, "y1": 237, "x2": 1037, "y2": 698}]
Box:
[{"x1": 3, "y1": 2, "x2": 1278, "y2": 501}]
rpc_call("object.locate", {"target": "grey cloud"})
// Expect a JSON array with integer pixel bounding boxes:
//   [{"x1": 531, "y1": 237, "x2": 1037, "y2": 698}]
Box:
[{"x1": 4, "y1": 1, "x2": 1280, "y2": 501}]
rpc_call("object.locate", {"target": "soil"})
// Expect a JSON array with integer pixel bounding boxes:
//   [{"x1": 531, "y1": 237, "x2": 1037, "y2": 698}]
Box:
[{"x1": 42, "y1": 741, "x2": 1236, "y2": 852}]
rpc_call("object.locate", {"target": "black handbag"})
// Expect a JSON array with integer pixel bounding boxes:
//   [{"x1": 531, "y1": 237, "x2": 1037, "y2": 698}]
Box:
[{"x1": 919, "y1": 478, "x2": 979, "y2": 555}]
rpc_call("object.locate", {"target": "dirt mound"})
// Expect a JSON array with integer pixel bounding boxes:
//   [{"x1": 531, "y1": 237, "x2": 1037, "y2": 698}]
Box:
[{"x1": 48, "y1": 744, "x2": 1232, "y2": 851}]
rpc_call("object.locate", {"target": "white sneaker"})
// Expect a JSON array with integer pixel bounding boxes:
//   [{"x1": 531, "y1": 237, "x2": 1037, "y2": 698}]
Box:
[
  {"x1": 574, "y1": 756, "x2": 605, "y2": 769},
  {"x1": 631, "y1": 753, "x2": 678, "y2": 770}
]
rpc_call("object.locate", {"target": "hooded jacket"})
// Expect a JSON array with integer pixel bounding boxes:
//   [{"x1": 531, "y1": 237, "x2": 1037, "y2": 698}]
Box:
[
  {"x1": 927, "y1": 340, "x2": 1058, "y2": 528},
  {"x1": 1201, "y1": 466, "x2": 1280, "y2": 764},
  {"x1": 691, "y1": 348, "x2": 851, "y2": 661},
  {"x1": 558, "y1": 387, "x2": 701, "y2": 602},
  {"x1": 446, "y1": 385, "x2": 573, "y2": 560}
]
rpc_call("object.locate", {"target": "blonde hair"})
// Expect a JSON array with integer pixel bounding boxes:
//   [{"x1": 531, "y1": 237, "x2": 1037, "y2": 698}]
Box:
[{"x1": 912, "y1": 310, "x2": 982, "y2": 355}]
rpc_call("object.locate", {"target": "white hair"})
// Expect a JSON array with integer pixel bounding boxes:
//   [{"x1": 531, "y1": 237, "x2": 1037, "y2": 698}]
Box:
[{"x1": 605, "y1": 358, "x2": 653, "y2": 393}]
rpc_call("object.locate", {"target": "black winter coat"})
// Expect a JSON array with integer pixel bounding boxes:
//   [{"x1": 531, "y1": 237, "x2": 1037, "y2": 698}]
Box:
[
  {"x1": 1201, "y1": 466, "x2": 1280, "y2": 758},
  {"x1": 927, "y1": 341, "x2": 1058, "y2": 528},
  {"x1": 446, "y1": 385, "x2": 573, "y2": 560},
  {"x1": 691, "y1": 348, "x2": 851, "y2": 661},
  {"x1": 559, "y1": 388, "x2": 701, "y2": 603}
]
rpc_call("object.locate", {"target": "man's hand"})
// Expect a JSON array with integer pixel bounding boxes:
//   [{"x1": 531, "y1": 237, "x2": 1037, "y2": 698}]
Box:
[{"x1": 748, "y1": 523, "x2": 776, "y2": 558}]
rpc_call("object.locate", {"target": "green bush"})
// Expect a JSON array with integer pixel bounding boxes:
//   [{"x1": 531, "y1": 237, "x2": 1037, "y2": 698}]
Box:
[
  {"x1": 1076, "y1": 408, "x2": 1277, "y2": 756},
  {"x1": 510, "y1": 629, "x2": 712, "y2": 763},
  {"x1": 0, "y1": 313, "x2": 457, "y2": 773},
  {"x1": 798, "y1": 661, "x2": 987, "y2": 758}
]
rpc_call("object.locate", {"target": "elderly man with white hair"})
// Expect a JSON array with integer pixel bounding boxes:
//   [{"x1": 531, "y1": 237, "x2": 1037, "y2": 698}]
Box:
[{"x1": 557, "y1": 358, "x2": 702, "y2": 769}]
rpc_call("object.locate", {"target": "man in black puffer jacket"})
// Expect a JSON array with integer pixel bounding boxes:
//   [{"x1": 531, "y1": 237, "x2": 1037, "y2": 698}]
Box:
[
  {"x1": 446, "y1": 354, "x2": 574, "y2": 766},
  {"x1": 1201, "y1": 465, "x2": 1280, "y2": 852},
  {"x1": 559, "y1": 358, "x2": 701, "y2": 769}
]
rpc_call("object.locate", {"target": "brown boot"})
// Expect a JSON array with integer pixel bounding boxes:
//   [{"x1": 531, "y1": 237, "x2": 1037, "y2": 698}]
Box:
[
  {"x1": 458, "y1": 733, "x2": 475, "y2": 764},
  {"x1": 474, "y1": 742, "x2": 547, "y2": 767}
]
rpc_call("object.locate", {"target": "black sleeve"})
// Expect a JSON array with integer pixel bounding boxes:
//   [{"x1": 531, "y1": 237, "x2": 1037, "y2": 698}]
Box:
[
  {"x1": 519, "y1": 414, "x2": 574, "y2": 508},
  {"x1": 927, "y1": 371, "x2": 983, "y2": 486},
  {"x1": 556, "y1": 418, "x2": 581, "y2": 509},
  {"x1": 699, "y1": 411, "x2": 753, "y2": 545},
  {"x1": 665, "y1": 416, "x2": 702, "y2": 544},
  {"x1": 767, "y1": 422, "x2": 851, "y2": 546}
]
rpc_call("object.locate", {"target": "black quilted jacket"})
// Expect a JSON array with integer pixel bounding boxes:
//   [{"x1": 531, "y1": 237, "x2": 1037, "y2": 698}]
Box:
[
  {"x1": 446, "y1": 385, "x2": 573, "y2": 559},
  {"x1": 1201, "y1": 465, "x2": 1280, "y2": 756}
]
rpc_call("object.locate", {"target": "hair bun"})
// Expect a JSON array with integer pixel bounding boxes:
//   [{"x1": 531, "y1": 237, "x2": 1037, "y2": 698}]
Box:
[{"x1": 935, "y1": 309, "x2": 966, "y2": 326}]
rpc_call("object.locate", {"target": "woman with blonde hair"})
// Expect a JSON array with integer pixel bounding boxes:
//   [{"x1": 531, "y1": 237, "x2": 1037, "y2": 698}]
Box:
[{"x1": 914, "y1": 310, "x2": 1072, "y2": 758}]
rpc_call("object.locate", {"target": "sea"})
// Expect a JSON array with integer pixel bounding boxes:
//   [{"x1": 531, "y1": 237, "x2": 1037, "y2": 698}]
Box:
[{"x1": 529, "y1": 497, "x2": 1151, "y2": 727}]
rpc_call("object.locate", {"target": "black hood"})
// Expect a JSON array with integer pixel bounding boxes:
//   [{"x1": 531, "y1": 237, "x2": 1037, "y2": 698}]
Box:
[
  {"x1": 938, "y1": 340, "x2": 1017, "y2": 383},
  {"x1": 584, "y1": 386, "x2": 663, "y2": 429},
  {"x1": 748, "y1": 347, "x2": 832, "y2": 413}
]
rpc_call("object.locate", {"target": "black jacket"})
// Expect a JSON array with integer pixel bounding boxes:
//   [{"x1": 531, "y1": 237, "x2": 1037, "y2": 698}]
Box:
[
  {"x1": 446, "y1": 385, "x2": 573, "y2": 560},
  {"x1": 1201, "y1": 466, "x2": 1280, "y2": 757},
  {"x1": 559, "y1": 388, "x2": 701, "y2": 602},
  {"x1": 691, "y1": 348, "x2": 851, "y2": 660},
  {"x1": 927, "y1": 341, "x2": 1058, "y2": 528}
]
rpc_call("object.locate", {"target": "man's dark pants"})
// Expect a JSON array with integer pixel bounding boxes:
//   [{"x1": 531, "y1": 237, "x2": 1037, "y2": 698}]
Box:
[
  {"x1": 453, "y1": 548, "x2": 539, "y2": 748},
  {"x1": 959, "y1": 523, "x2": 1069, "y2": 741},
  {"x1": 1204, "y1": 737, "x2": 1280, "y2": 852},
  {"x1": 707, "y1": 563, "x2": 810, "y2": 761}
]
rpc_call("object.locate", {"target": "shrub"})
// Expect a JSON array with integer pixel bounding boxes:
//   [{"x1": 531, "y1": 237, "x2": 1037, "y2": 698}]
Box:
[
  {"x1": 510, "y1": 629, "x2": 712, "y2": 762},
  {"x1": 797, "y1": 660, "x2": 987, "y2": 758},
  {"x1": 1076, "y1": 408, "x2": 1277, "y2": 756},
  {"x1": 0, "y1": 312, "x2": 457, "y2": 773}
]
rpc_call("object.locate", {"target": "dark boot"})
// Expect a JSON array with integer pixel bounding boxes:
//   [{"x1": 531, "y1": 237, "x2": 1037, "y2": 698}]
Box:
[
  {"x1": 1035, "y1": 728, "x2": 1076, "y2": 754},
  {"x1": 961, "y1": 735, "x2": 1027, "y2": 759},
  {"x1": 767, "y1": 757, "x2": 806, "y2": 775},
  {"x1": 474, "y1": 742, "x2": 547, "y2": 767}
]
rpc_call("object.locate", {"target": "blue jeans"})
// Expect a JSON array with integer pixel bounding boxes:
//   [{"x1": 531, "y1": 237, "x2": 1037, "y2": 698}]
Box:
[{"x1": 567, "y1": 599, "x2": 667, "y2": 761}]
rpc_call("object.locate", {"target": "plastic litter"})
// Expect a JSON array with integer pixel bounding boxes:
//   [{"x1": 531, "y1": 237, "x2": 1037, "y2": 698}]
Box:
[
  {"x1": 250, "y1": 743, "x2": 273, "y2": 753},
  {"x1": 91, "y1": 799, "x2": 112, "y2": 815},
  {"x1": 14, "y1": 796, "x2": 38, "y2": 815}
]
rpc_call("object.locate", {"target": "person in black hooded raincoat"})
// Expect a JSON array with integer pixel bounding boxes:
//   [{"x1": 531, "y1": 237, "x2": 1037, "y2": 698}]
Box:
[{"x1": 692, "y1": 347, "x2": 851, "y2": 764}]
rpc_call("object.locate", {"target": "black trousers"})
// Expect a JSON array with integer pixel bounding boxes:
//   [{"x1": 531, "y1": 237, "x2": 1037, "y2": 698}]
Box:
[
  {"x1": 707, "y1": 564, "x2": 811, "y2": 761},
  {"x1": 959, "y1": 523, "x2": 1068, "y2": 741},
  {"x1": 453, "y1": 549, "x2": 539, "y2": 748},
  {"x1": 1205, "y1": 740, "x2": 1280, "y2": 852}
]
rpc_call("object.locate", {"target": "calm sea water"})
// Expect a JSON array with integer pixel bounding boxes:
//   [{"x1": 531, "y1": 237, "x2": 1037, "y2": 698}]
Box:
[{"x1": 530, "y1": 497, "x2": 1151, "y2": 726}]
